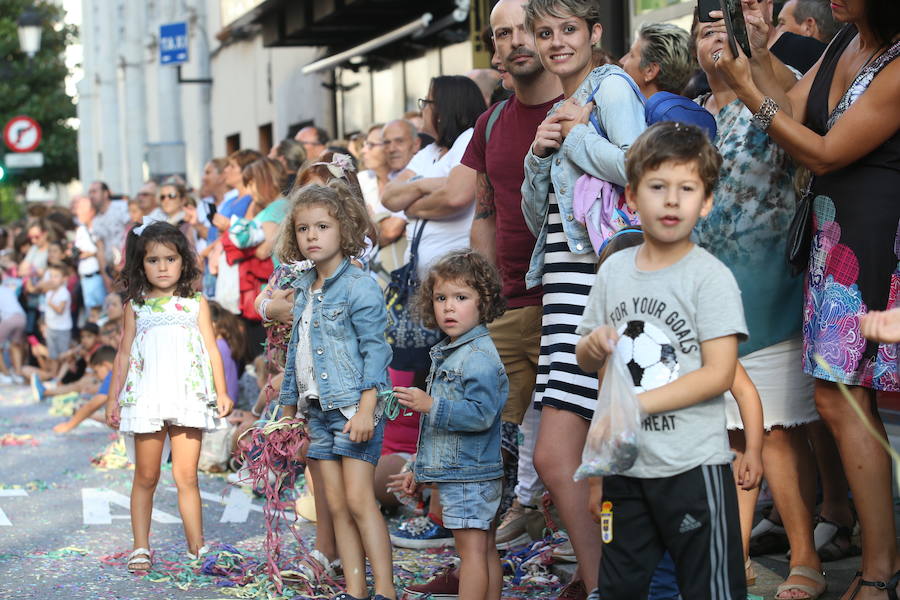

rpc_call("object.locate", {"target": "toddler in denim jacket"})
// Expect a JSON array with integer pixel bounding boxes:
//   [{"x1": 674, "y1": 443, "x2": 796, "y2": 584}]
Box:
[
  {"x1": 394, "y1": 250, "x2": 509, "y2": 600},
  {"x1": 278, "y1": 181, "x2": 395, "y2": 600}
]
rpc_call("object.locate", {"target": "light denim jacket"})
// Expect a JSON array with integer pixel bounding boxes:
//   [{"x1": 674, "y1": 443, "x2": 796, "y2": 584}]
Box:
[
  {"x1": 521, "y1": 65, "x2": 646, "y2": 289},
  {"x1": 414, "y1": 325, "x2": 508, "y2": 483},
  {"x1": 278, "y1": 258, "x2": 392, "y2": 410}
]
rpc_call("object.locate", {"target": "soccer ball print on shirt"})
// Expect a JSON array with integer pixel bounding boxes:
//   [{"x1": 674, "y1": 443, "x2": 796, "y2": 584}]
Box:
[{"x1": 617, "y1": 320, "x2": 680, "y2": 392}]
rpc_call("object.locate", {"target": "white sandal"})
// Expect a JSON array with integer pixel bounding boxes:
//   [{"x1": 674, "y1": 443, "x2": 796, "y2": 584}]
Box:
[
  {"x1": 127, "y1": 547, "x2": 152, "y2": 572},
  {"x1": 775, "y1": 565, "x2": 827, "y2": 600},
  {"x1": 186, "y1": 544, "x2": 209, "y2": 561}
]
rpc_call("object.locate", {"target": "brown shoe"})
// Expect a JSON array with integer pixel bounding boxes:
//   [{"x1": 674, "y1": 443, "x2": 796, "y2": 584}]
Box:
[{"x1": 403, "y1": 565, "x2": 459, "y2": 599}]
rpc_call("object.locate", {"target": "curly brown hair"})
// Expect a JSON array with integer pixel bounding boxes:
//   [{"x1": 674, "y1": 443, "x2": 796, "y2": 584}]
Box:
[
  {"x1": 274, "y1": 180, "x2": 373, "y2": 264},
  {"x1": 414, "y1": 249, "x2": 506, "y2": 330}
]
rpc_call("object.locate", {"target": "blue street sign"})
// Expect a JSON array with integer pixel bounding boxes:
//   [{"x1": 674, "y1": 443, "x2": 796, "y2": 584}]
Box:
[{"x1": 160, "y1": 22, "x2": 189, "y2": 65}]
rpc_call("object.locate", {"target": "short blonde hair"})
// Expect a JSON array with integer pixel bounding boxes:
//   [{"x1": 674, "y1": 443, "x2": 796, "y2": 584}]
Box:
[
  {"x1": 275, "y1": 180, "x2": 373, "y2": 264},
  {"x1": 523, "y1": 0, "x2": 602, "y2": 32}
]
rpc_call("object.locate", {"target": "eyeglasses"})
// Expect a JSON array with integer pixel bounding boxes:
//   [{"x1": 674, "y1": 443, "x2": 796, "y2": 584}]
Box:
[
  {"x1": 364, "y1": 141, "x2": 384, "y2": 149},
  {"x1": 160, "y1": 192, "x2": 179, "y2": 200},
  {"x1": 417, "y1": 98, "x2": 435, "y2": 111}
]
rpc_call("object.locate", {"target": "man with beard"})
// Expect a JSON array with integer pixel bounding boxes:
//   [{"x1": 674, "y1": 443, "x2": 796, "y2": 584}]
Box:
[{"x1": 399, "y1": 1, "x2": 563, "y2": 598}]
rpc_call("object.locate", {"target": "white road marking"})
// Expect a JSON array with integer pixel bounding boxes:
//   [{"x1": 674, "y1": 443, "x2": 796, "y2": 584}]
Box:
[
  {"x1": 163, "y1": 486, "x2": 262, "y2": 522},
  {"x1": 0, "y1": 489, "x2": 28, "y2": 526},
  {"x1": 81, "y1": 488, "x2": 181, "y2": 525}
]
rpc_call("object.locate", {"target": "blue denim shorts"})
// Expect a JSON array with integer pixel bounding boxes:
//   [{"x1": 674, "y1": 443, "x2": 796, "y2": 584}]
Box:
[
  {"x1": 306, "y1": 401, "x2": 384, "y2": 466},
  {"x1": 437, "y1": 478, "x2": 503, "y2": 531},
  {"x1": 80, "y1": 273, "x2": 107, "y2": 309}
]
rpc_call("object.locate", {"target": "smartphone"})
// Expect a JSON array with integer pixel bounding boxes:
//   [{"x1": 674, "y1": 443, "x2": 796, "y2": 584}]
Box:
[
  {"x1": 697, "y1": 0, "x2": 719, "y2": 22},
  {"x1": 720, "y1": 0, "x2": 753, "y2": 58}
]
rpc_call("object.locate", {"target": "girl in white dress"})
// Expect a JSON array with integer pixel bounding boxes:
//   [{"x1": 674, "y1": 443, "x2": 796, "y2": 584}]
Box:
[{"x1": 104, "y1": 221, "x2": 233, "y2": 573}]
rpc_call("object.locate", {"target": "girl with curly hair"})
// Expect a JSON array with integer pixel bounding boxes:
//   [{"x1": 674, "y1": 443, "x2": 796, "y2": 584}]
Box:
[
  {"x1": 394, "y1": 249, "x2": 508, "y2": 600},
  {"x1": 277, "y1": 179, "x2": 396, "y2": 600}
]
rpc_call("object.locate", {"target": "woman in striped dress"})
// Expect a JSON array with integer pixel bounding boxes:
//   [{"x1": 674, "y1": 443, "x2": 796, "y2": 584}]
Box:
[{"x1": 520, "y1": 1, "x2": 646, "y2": 596}]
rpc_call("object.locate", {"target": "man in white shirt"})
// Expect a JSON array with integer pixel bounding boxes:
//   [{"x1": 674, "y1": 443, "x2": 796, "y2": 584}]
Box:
[
  {"x1": 88, "y1": 181, "x2": 130, "y2": 283},
  {"x1": 73, "y1": 197, "x2": 106, "y2": 321}
]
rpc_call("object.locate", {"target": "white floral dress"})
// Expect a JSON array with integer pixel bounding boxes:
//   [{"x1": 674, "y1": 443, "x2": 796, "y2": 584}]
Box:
[{"x1": 119, "y1": 293, "x2": 225, "y2": 435}]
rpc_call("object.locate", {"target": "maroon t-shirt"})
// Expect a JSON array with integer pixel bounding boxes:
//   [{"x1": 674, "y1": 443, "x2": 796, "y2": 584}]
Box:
[{"x1": 461, "y1": 94, "x2": 561, "y2": 308}]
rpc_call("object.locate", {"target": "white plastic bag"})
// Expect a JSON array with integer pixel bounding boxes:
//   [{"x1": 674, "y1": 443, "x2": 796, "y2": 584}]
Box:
[
  {"x1": 199, "y1": 424, "x2": 237, "y2": 473},
  {"x1": 574, "y1": 350, "x2": 644, "y2": 480},
  {"x1": 215, "y1": 251, "x2": 241, "y2": 315}
]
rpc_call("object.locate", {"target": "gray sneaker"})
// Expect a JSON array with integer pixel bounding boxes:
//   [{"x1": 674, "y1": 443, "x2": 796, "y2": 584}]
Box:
[{"x1": 495, "y1": 499, "x2": 536, "y2": 549}]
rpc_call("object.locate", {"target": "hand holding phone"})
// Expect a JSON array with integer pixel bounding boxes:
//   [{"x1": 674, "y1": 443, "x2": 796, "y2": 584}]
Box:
[{"x1": 720, "y1": 0, "x2": 752, "y2": 59}]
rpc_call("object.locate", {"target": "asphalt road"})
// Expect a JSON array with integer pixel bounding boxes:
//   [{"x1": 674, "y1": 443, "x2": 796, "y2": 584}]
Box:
[
  {"x1": 0, "y1": 380, "x2": 888, "y2": 600},
  {"x1": 0, "y1": 382, "x2": 295, "y2": 600}
]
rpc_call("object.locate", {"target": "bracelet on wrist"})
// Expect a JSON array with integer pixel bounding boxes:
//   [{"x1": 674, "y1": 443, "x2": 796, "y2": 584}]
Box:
[
  {"x1": 259, "y1": 298, "x2": 271, "y2": 322},
  {"x1": 250, "y1": 407, "x2": 262, "y2": 417},
  {"x1": 750, "y1": 96, "x2": 779, "y2": 131}
]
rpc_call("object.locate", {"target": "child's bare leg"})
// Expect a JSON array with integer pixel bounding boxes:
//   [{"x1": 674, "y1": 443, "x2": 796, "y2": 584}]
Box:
[
  {"x1": 307, "y1": 458, "x2": 338, "y2": 561},
  {"x1": 319, "y1": 459, "x2": 368, "y2": 598},
  {"x1": 343, "y1": 457, "x2": 395, "y2": 598},
  {"x1": 169, "y1": 425, "x2": 205, "y2": 553},
  {"x1": 454, "y1": 528, "x2": 492, "y2": 600},
  {"x1": 21, "y1": 365, "x2": 49, "y2": 379},
  {"x1": 131, "y1": 429, "x2": 168, "y2": 550},
  {"x1": 9, "y1": 342, "x2": 23, "y2": 375},
  {"x1": 374, "y1": 453, "x2": 408, "y2": 510},
  {"x1": 729, "y1": 430, "x2": 759, "y2": 561},
  {"x1": 485, "y1": 528, "x2": 502, "y2": 600}
]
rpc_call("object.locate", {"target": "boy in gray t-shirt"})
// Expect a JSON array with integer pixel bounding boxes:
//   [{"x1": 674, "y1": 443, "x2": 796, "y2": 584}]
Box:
[{"x1": 575, "y1": 123, "x2": 748, "y2": 600}]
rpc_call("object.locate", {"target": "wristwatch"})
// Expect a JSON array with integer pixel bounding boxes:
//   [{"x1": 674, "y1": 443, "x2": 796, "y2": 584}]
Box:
[{"x1": 750, "y1": 97, "x2": 779, "y2": 131}]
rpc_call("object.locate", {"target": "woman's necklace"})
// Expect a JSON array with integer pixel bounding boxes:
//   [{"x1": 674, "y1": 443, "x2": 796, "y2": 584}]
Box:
[{"x1": 849, "y1": 38, "x2": 884, "y2": 85}]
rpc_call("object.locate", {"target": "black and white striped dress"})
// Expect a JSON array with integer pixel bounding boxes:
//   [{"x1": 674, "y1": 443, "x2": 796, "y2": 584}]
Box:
[{"x1": 533, "y1": 190, "x2": 599, "y2": 419}]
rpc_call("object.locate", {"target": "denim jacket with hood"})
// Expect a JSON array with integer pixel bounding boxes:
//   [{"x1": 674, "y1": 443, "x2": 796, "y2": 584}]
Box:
[
  {"x1": 278, "y1": 258, "x2": 392, "y2": 411},
  {"x1": 413, "y1": 324, "x2": 508, "y2": 483},
  {"x1": 520, "y1": 64, "x2": 646, "y2": 289}
]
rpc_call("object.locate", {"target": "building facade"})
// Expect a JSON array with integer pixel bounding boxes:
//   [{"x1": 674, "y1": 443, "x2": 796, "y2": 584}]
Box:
[{"x1": 75, "y1": 0, "x2": 698, "y2": 194}]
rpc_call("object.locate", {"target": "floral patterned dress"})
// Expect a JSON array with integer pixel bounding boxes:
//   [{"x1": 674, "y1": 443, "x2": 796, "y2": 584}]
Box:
[
  {"x1": 118, "y1": 293, "x2": 225, "y2": 434},
  {"x1": 802, "y1": 25, "x2": 900, "y2": 390}
]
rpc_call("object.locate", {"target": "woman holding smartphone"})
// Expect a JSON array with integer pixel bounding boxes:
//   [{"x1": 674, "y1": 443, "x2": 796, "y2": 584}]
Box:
[{"x1": 717, "y1": 1, "x2": 900, "y2": 598}]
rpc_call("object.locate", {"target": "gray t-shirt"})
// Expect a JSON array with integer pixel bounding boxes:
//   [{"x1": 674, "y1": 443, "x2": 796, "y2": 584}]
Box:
[{"x1": 577, "y1": 245, "x2": 748, "y2": 478}]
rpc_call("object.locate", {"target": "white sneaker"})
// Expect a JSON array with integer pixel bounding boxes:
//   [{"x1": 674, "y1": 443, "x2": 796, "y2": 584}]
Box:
[
  {"x1": 0, "y1": 373, "x2": 13, "y2": 385},
  {"x1": 10, "y1": 374, "x2": 25, "y2": 385}
]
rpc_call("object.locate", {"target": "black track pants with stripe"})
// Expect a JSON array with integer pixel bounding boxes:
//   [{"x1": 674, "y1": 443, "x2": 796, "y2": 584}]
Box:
[{"x1": 597, "y1": 464, "x2": 747, "y2": 600}]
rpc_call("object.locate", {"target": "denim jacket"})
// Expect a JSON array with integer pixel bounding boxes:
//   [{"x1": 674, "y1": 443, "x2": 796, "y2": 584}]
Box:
[
  {"x1": 521, "y1": 65, "x2": 646, "y2": 289},
  {"x1": 414, "y1": 325, "x2": 508, "y2": 483},
  {"x1": 278, "y1": 258, "x2": 392, "y2": 410}
]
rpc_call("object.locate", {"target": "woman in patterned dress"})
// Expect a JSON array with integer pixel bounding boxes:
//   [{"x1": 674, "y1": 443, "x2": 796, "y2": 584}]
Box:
[{"x1": 717, "y1": 1, "x2": 900, "y2": 597}]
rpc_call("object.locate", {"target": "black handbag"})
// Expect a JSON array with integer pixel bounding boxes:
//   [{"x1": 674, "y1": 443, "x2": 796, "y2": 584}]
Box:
[
  {"x1": 786, "y1": 178, "x2": 815, "y2": 277},
  {"x1": 384, "y1": 220, "x2": 441, "y2": 371}
]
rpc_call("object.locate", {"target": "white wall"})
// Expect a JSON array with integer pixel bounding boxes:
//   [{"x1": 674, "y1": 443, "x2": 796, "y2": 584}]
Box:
[{"x1": 209, "y1": 33, "x2": 332, "y2": 155}]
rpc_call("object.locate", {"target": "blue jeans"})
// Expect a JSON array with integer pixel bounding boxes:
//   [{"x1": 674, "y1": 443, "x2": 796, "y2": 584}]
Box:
[
  {"x1": 437, "y1": 478, "x2": 502, "y2": 531},
  {"x1": 649, "y1": 552, "x2": 682, "y2": 600},
  {"x1": 306, "y1": 401, "x2": 384, "y2": 466}
]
